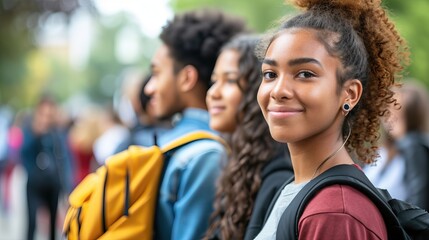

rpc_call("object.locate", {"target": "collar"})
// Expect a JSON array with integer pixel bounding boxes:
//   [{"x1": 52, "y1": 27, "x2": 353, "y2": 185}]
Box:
[{"x1": 173, "y1": 108, "x2": 210, "y2": 126}]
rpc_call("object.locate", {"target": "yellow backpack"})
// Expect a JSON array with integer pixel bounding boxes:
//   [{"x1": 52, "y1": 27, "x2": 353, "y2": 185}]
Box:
[{"x1": 63, "y1": 131, "x2": 223, "y2": 240}]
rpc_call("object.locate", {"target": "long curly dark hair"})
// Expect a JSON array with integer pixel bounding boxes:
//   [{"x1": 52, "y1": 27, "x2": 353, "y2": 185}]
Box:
[
  {"x1": 160, "y1": 9, "x2": 247, "y2": 90},
  {"x1": 257, "y1": 0, "x2": 409, "y2": 164},
  {"x1": 205, "y1": 35, "x2": 284, "y2": 239}
]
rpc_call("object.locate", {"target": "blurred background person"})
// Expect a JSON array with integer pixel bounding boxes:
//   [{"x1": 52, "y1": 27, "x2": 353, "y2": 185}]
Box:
[
  {"x1": 1, "y1": 109, "x2": 26, "y2": 219},
  {"x1": 20, "y1": 94, "x2": 74, "y2": 240},
  {"x1": 68, "y1": 105, "x2": 102, "y2": 185},
  {"x1": 364, "y1": 121, "x2": 408, "y2": 201},
  {"x1": 115, "y1": 71, "x2": 172, "y2": 153},
  {"x1": 92, "y1": 103, "x2": 130, "y2": 166},
  {"x1": 364, "y1": 80, "x2": 429, "y2": 210},
  {"x1": 0, "y1": 105, "x2": 13, "y2": 216}
]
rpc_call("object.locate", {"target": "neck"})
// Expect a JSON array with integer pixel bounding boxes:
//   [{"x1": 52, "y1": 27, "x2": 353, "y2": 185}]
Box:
[
  {"x1": 182, "y1": 83, "x2": 208, "y2": 110},
  {"x1": 289, "y1": 127, "x2": 353, "y2": 183}
]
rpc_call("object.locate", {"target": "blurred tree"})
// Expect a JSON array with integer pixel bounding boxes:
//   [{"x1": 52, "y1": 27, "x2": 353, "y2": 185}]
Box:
[
  {"x1": 171, "y1": 0, "x2": 295, "y2": 32},
  {"x1": 384, "y1": 0, "x2": 429, "y2": 87},
  {"x1": 0, "y1": 0, "x2": 95, "y2": 108},
  {"x1": 172, "y1": 0, "x2": 429, "y2": 87},
  {"x1": 3, "y1": 0, "x2": 427, "y2": 109},
  {"x1": 83, "y1": 13, "x2": 156, "y2": 104}
]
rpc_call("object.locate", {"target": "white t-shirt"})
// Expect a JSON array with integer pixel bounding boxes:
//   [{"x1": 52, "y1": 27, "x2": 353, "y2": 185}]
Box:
[
  {"x1": 93, "y1": 125, "x2": 130, "y2": 165},
  {"x1": 254, "y1": 181, "x2": 308, "y2": 240}
]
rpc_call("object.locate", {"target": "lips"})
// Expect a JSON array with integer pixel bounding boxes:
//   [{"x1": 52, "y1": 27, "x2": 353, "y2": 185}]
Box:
[
  {"x1": 148, "y1": 98, "x2": 157, "y2": 109},
  {"x1": 267, "y1": 106, "x2": 304, "y2": 118},
  {"x1": 209, "y1": 106, "x2": 226, "y2": 115}
]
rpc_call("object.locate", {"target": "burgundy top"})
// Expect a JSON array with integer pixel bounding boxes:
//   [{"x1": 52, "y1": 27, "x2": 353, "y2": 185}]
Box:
[{"x1": 298, "y1": 184, "x2": 388, "y2": 240}]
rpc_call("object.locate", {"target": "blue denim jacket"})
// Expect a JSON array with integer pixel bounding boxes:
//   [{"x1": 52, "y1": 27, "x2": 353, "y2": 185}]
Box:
[{"x1": 155, "y1": 108, "x2": 227, "y2": 240}]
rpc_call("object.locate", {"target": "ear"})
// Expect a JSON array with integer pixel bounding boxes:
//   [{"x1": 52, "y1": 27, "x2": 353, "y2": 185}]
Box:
[
  {"x1": 177, "y1": 65, "x2": 199, "y2": 92},
  {"x1": 341, "y1": 79, "x2": 363, "y2": 110}
]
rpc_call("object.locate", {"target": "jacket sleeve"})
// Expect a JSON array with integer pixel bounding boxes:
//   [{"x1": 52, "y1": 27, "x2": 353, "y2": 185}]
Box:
[
  {"x1": 297, "y1": 185, "x2": 388, "y2": 240},
  {"x1": 170, "y1": 144, "x2": 225, "y2": 240},
  {"x1": 399, "y1": 134, "x2": 429, "y2": 210},
  {"x1": 298, "y1": 213, "x2": 385, "y2": 240}
]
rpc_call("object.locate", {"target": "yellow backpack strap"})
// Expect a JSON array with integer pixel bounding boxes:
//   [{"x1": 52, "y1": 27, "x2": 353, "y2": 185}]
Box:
[{"x1": 161, "y1": 131, "x2": 229, "y2": 154}]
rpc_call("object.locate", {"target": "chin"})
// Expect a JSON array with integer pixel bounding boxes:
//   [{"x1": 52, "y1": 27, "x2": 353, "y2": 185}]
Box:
[
  {"x1": 271, "y1": 136, "x2": 288, "y2": 143},
  {"x1": 269, "y1": 129, "x2": 291, "y2": 144},
  {"x1": 212, "y1": 123, "x2": 235, "y2": 134},
  {"x1": 209, "y1": 124, "x2": 222, "y2": 132}
]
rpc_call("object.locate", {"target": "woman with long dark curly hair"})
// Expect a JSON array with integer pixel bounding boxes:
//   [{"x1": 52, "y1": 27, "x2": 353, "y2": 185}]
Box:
[
  {"x1": 254, "y1": 0, "x2": 409, "y2": 239},
  {"x1": 205, "y1": 35, "x2": 293, "y2": 240}
]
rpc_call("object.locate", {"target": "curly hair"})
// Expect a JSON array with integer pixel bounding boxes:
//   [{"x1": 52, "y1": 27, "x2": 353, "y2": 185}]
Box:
[
  {"x1": 257, "y1": 0, "x2": 409, "y2": 163},
  {"x1": 205, "y1": 35, "x2": 284, "y2": 239},
  {"x1": 160, "y1": 9, "x2": 247, "y2": 90}
]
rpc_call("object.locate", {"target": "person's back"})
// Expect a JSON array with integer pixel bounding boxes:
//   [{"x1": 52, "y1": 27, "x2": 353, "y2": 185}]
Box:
[
  {"x1": 392, "y1": 81, "x2": 429, "y2": 210},
  {"x1": 115, "y1": 72, "x2": 172, "y2": 153},
  {"x1": 143, "y1": 9, "x2": 246, "y2": 240},
  {"x1": 20, "y1": 95, "x2": 72, "y2": 240}
]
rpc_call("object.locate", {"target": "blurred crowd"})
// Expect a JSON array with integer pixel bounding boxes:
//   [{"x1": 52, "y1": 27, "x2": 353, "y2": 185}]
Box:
[{"x1": 0, "y1": 68, "x2": 171, "y2": 239}]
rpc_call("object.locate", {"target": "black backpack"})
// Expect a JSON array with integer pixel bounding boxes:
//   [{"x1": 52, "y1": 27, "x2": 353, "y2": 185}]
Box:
[{"x1": 268, "y1": 164, "x2": 429, "y2": 240}]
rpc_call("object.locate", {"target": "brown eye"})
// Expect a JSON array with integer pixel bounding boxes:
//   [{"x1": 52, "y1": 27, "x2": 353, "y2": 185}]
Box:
[
  {"x1": 263, "y1": 71, "x2": 277, "y2": 80},
  {"x1": 297, "y1": 71, "x2": 315, "y2": 79}
]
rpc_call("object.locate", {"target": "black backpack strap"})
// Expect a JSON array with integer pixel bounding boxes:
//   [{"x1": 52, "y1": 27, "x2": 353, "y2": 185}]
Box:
[{"x1": 276, "y1": 164, "x2": 409, "y2": 240}]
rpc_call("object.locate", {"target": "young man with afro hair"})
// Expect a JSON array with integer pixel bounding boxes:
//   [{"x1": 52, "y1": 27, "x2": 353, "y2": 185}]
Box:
[{"x1": 144, "y1": 9, "x2": 246, "y2": 240}]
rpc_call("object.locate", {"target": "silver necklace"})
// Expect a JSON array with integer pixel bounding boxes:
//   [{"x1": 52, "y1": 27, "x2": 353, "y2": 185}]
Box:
[{"x1": 311, "y1": 127, "x2": 352, "y2": 179}]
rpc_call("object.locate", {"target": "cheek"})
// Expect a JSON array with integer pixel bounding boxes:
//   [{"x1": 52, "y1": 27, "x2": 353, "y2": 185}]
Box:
[
  {"x1": 229, "y1": 90, "x2": 243, "y2": 113},
  {"x1": 301, "y1": 87, "x2": 338, "y2": 114},
  {"x1": 257, "y1": 83, "x2": 269, "y2": 114}
]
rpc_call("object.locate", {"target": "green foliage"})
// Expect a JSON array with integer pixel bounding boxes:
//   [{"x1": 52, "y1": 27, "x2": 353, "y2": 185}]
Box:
[
  {"x1": 385, "y1": 0, "x2": 429, "y2": 87},
  {"x1": 0, "y1": 0, "x2": 86, "y2": 108},
  {"x1": 171, "y1": 0, "x2": 296, "y2": 32},
  {"x1": 172, "y1": 0, "x2": 429, "y2": 89},
  {"x1": 83, "y1": 13, "x2": 154, "y2": 104},
  {"x1": 2, "y1": 0, "x2": 428, "y2": 109},
  {"x1": 0, "y1": 5, "x2": 154, "y2": 109}
]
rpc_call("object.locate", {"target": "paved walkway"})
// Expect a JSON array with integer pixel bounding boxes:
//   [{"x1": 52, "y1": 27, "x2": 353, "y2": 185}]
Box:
[{"x1": 0, "y1": 166, "x2": 66, "y2": 240}]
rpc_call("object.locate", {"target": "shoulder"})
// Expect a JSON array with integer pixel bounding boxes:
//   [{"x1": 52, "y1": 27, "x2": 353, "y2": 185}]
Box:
[
  {"x1": 299, "y1": 184, "x2": 387, "y2": 240},
  {"x1": 172, "y1": 139, "x2": 226, "y2": 168}
]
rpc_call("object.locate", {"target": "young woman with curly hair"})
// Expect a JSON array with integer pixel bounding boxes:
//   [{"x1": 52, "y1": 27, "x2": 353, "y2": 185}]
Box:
[
  {"x1": 254, "y1": 0, "x2": 409, "y2": 239},
  {"x1": 204, "y1": 35, "x2": 293, "y2": 240}
]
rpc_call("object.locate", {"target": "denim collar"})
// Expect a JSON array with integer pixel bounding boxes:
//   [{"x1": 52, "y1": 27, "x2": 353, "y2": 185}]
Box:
[{"x1": 172, "y1": 108, "x2": 210, "y2": 127}]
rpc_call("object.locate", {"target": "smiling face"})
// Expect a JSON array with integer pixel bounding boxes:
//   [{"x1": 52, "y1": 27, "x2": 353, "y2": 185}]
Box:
[
  {"x1": 144, "y1": 44, "x2": 183, "y2": 119},
  {"x1": 206, "y1": 49, "x2": 244, "y2": 133},
  {"x1": 258, "y1": 29, "x2": 345, "y2": 144}
]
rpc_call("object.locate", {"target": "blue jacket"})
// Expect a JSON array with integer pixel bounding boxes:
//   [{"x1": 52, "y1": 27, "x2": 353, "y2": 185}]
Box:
[{"x1": 155, "y1": 108, "x2": 227, "y2": 240}]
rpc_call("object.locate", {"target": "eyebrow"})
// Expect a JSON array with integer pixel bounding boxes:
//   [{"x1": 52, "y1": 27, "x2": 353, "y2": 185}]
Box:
[
  {"x1": 263, "y1": 57, "x2": 323, "y2": 69},
  {"x1": 212, "y1": 71, "x2": 240, "y2": 78},
  {"x1": 288, "y1": 58, "x2": 322, "y2": 68},
  {"x1": 262, "y1": 58, "x2": 277, "y2": 66}
]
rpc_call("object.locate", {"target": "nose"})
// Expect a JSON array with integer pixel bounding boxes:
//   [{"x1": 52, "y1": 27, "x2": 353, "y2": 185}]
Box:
[
  {"x1": 270, "y1": 76, "x2": 293, "y2": 101},
  {"x1": 144, "y1": 77, "x2": 155, "y2": 96},
  {"x1": 207, "y1": 82, "x2": 222, "y2": 100}
]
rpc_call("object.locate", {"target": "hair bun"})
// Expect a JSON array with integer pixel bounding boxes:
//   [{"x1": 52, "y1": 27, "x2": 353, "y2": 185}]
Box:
[{"x1": 287, "y1": 0, "x2": 374, "y2": 11}]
